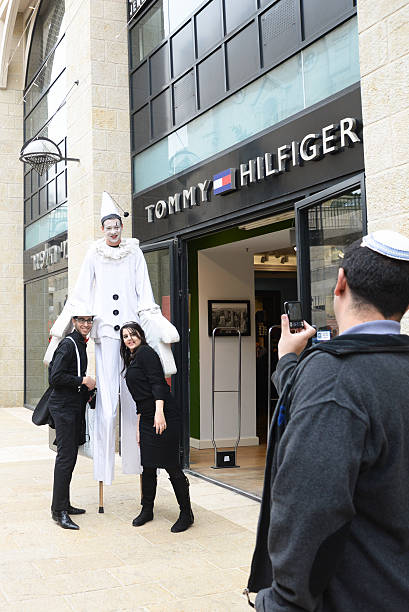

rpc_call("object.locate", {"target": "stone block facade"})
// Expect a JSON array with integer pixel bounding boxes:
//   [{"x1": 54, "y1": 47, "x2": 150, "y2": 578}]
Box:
[
  {"x1": 0, "y1": 13, "x2": 23, "y2": 407},
  {"x1": 65, "y1": 0, "x2": 132, "y2": 289},
  {"x1": 357, "y1": 0, "x2": 409, "y2": 233}
]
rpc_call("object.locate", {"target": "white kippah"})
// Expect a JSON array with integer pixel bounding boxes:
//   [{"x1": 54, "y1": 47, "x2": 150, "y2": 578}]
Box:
[{"x1": 361, "y1": 230, "x2": 409, "y2": 261}]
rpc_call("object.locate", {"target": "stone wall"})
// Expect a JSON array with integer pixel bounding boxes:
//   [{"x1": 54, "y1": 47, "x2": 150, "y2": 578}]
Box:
[
  {"x1": 0, "y1": 14, "x2": 24, "y2": 407},
  {"x1": 357, "y1": 0, "x2": 409, "y2": 234},
  {"x1": 65, "y1": 0, "x2": 132, "y2": 291}
]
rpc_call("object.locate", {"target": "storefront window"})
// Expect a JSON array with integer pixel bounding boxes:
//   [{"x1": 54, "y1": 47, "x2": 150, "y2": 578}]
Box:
[
  {"x1": 133, "y1": 17, "x2": 359, "y2": 194},
  {"x1": 308, "y1": 189, "x2": 363, "y2": 338},
  {"x1": 130, "y1": 1, "x2": 165, "y2": 67},
  {"x1": 303, "y1": 18, "x2": 360, "y2": 107},
  {"x1": 24, "y1": 0, "x2": 67, "y2": 231},
  {"x1": 25, "y1": 271, "x2": 68, "y2": 407},
  {"x1": 25, "y1": 203, "x2": 67, "y2": 250},
  {"x1": 26, "y1": 0, "x2": 66, "y2": 87},
  {"x1": 129, "y1": 0, "x2": 204, "y2": 68},
  {"x1": 144, "y1": 249, "x2": 171, "y2": 318}
]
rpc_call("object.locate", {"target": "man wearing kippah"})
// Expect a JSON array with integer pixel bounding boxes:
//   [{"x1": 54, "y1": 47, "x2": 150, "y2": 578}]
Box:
[
  {"x1": 44, "y1": 192, "x2": 179, "y2": 488},
  {"x1": 247, "y1": 230, "x2": 409, "y2": 611}
]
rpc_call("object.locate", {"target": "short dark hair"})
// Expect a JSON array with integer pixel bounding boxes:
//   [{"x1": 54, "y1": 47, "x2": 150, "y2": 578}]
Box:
[
  {"x1": 101, "y1": 214, "x2": 122, "y2": 226},
  {"x1": 342, "y1": 239, "x2": 409, "y2": 319},
  {"x1": 120, "y1": 322, "x2": 147, "y2": 370}
]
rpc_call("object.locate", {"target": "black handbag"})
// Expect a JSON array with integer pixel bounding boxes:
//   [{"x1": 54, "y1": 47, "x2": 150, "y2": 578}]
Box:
[{"x1": 32, "y1": 386, "x2": 55, "y2": 428}]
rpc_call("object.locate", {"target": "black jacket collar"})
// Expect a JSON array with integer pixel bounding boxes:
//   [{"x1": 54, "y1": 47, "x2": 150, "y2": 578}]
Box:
[{"x1": 70, "y1": 329, "x2": 86, "y2": 345}]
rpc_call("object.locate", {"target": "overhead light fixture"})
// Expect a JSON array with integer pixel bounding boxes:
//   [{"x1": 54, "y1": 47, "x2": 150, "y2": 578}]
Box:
[{"x1": 239, "y1": 211, "x2": 295, "y2": 231}]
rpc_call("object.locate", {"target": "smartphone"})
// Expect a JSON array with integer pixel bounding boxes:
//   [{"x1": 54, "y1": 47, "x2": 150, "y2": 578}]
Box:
[{"x1": 284, "y1": 301, "x2": 304, "y2": 331}]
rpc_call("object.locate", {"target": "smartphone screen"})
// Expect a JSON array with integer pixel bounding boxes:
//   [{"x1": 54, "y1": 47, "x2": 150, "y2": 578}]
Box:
[{"x1": 284, "y1": 301, "x2": 303, "y2": 329}]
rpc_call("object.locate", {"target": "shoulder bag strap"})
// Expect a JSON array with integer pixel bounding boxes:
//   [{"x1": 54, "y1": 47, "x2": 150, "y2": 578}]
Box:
[{"x1": 66, "y1": 336, "x2": 81, "y2": 377}]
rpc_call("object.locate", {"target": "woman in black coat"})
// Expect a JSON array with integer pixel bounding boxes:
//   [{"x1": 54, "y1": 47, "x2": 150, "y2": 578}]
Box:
[{"x1": 120, "y1": 322, "x2": 194, "y2": 533}]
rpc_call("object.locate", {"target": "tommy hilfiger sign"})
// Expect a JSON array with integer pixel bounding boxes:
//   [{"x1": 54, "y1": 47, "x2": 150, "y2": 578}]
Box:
[{"x1": 144, "y1": 117, "x2": 361, "y2": 223}]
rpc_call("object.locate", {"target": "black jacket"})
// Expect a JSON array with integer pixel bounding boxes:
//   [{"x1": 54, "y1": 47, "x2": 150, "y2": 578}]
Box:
[
  {"x1": 248, "y1": 334, "x2": 409, "y2": 612},
  {"x1": 48, "y1": 330, "x2": 88, "y2": 410}
]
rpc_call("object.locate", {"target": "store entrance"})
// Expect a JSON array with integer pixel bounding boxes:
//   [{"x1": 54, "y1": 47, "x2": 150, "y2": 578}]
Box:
[{"x1": 187, "y1": 213, "x2": 296, "y2": 498}]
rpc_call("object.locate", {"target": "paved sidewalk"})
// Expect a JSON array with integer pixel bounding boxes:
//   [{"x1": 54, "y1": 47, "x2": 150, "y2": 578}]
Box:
[{"x1": 0, "y1": 408, "x2": 260, "y2": 611}]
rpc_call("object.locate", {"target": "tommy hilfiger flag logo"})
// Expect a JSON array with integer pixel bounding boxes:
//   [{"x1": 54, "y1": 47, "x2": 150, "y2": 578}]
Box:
[{"x1": 213, "y1": 168, "x2": 236, "y2": 195}]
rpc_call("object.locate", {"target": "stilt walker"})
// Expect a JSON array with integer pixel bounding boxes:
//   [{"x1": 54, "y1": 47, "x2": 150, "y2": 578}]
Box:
[{"x1": 44, "y1": 192, "x2": 179, "y2": 508}]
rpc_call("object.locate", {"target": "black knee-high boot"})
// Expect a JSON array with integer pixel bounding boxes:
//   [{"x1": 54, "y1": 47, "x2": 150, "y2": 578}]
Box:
[
  {"x1": 169, "y1": 471, "x2": 194, "y2": 533},
  {"x1": 132, "y1": 468, "x2": 157, "y2": 527}
]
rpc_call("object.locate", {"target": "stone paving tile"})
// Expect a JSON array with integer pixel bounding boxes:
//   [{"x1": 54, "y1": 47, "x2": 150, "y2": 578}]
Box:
[
  {"x1": 108, "y1": 552, "x2": 216, "y2": 586},
  {"x1": 0, "y1": 595, "x2": 73, "y2": 612},
  {"x1": 146, "y1": 589, "x2": 249, "y2": 611},
  {"x1": 33, "y1": 552, "x2": 125, "y2": 577},
  {"x1": 0, "y1": 560, "x2": 43, "y2": 582},
  {"x1": 158, "y1": 567, "x2": 246, "y2": 600},
  {"x1": 66, "y1": 583, "x2": 175, "y2": 611},
  {"x1": 0, "y1": 569, "x2": 122, "y2": 601}
]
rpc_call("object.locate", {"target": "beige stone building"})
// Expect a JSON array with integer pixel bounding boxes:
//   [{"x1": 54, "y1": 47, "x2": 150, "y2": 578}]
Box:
[{"x1": 0, "y1": 0, "x2": 407, "y2": 495}]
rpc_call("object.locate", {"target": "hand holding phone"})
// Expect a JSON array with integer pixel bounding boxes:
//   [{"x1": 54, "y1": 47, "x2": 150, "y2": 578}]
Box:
[
  {"x1": 284, "y1": 301, "x2": 304, "y2": 331},
  {"x1": 278, "y1": 302, "x2": 316, "y2": 359}
]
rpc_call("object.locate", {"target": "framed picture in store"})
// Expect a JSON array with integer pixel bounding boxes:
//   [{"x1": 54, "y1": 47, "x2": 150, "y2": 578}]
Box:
[{"x1": 208, "y1": 300, "x2": 251, "y2": 336}]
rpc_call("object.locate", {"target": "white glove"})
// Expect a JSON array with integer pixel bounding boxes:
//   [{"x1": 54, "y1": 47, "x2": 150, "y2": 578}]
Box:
[
  {"x1": 43, "y1": 336, "x2": 61, "y2": 366},
  {"x1": 138, "y1": 306, "x2": 180, "y2": 344},
  {"x1": 138, "y1": 306, "x2": 179, "y2": 377}
]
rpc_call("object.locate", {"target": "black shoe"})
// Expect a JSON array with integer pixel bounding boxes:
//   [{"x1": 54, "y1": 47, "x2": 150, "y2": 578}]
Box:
[
  {"x1": 67, "y1": 505, "x2": 86, "y2": 515},
  {"x1": 171, "y1": 509, "x2": 194, "y2": 533},
  {"x1": 132, "y1": 506, "x2": 153, "y2": 527},
  {"x1": 52, "y1": 510, "x2": 80, "y2": 530}
]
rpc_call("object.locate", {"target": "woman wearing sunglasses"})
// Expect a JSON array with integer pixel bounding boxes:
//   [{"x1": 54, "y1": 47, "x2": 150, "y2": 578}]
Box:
[{"x1": 120, "y1": 322, "x2": 194, "y2": 533}]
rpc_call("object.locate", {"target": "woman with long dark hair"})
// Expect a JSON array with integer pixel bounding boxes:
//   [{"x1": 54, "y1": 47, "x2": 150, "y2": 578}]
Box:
[{"x1": 120, "y1": 321, "x2": 194, "y2": 532}]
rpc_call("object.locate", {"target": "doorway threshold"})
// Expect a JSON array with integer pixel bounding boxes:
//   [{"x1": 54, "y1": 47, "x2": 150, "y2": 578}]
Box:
[{"x1": 186, "y1": 469, "x2": 261, "y2": 503}]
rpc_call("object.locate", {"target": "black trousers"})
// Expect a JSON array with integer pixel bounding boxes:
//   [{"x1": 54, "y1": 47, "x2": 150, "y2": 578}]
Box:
[{"x1": 50, "y1": 404, "x2": 83, "y2": 513}]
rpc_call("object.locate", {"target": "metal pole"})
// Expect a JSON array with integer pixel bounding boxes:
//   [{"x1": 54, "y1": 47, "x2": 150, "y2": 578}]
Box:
[
  {"x1": 211, "y1": 328, "x2": 217, "y2": 468},
  {"x1": 267, "y1": 326, "x2": 273, "y2": 442},
  {"x1": 233, "y1": 330, "x2": 241, "y2": 453},
  {"x1": 211, "y1": 327, "x2": 242, "y2": 464}
]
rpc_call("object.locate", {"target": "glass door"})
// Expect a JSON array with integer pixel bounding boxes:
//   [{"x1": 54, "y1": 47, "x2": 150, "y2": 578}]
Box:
[
  {"x1": 140, "y1": 238, "x2": 190, "y2": 467},
  {"x1": 295, "y1": 175, "x2": 366, "y2": 338}
]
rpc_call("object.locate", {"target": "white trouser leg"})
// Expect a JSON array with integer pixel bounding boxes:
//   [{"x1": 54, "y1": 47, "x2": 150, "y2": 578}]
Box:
[
  {"x1": 120, "y1": 369, "x2": 142, "y2": 474},
  {"x1": 94, "y1": 337, "x2": 120, "y2": 485}
]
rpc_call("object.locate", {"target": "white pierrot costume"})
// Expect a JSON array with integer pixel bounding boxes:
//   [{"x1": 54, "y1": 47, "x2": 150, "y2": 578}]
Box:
[{"x1": 44, "y1": 192, "x2": 179, "y2": 485}]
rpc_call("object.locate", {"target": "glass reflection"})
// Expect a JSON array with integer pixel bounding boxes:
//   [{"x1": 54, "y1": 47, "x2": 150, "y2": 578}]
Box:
[
  {"x1": 144, "y1": 249, "x2": 171, "y2": 319},
  {"x1": 303, "y1": 18, "x2": 360, "y2": 107},
  {"x1": 308, "y1": 189, "x2": 363, "y2": 338},
  {"x1": 25, "y1": 204, "x2": 68, "y2": 250},
  {"x1": 25, "y1": 271, "x2": 68, "y2": 406}
]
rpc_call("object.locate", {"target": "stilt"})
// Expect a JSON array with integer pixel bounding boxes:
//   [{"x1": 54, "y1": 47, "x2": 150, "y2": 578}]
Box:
[{"x1": 99, "y1": 480, "x2": 104, "y2": 513}]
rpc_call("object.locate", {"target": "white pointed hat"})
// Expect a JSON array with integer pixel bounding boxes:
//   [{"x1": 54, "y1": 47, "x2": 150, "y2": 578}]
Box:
[
  {"x1": 101, "y1": 191, "x2": 122, "y2": 225},
  {"x1": 70, "y1": 298, "x2": 95, "y2": 317},
  {"x1": 361, "y1": 230, "x2": 409, "y2": 261}
]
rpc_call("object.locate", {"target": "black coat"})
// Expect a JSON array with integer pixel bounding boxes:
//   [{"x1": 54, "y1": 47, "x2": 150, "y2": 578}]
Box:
[
  {"x1": 48, "y1": 330, "x2": 89, "y2": 444},
  {"x1": 125, "y1": 344, "x2": 180, "y2": 468}
]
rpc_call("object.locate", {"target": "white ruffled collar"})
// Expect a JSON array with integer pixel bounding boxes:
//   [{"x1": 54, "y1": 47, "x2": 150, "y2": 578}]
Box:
[{"x1": 95, "y1": 237, "x2": 140, "y2": 260}]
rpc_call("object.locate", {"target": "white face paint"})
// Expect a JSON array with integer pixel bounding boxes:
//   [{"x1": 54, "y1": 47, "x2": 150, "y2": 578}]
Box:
[{"x1": 102, "y1": 218, "x2": 122, "y2": 246}]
